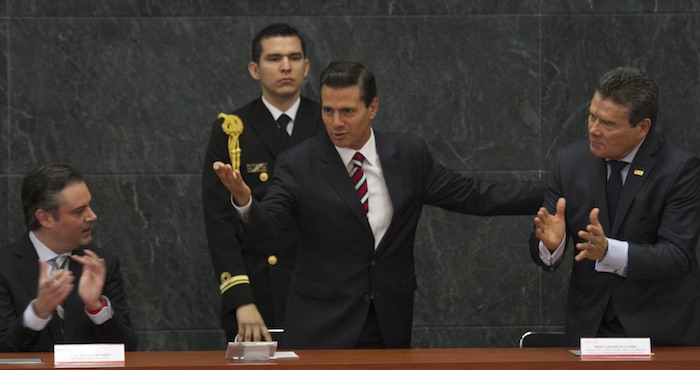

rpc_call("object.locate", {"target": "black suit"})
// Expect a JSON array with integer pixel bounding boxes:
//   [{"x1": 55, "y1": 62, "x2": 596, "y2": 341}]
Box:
[
  {"x1": 0, "y1": 235, "x2": 137, "y2": 352},
  {"x1": 202, "y1": 97, "x2": 324, "y2": 340},
  {"x1": 529, "y1": 131, "x2": 700, "y2": 346},
  {"x1": 242, "y1": 131, "x2": 545, "y2": 349}
]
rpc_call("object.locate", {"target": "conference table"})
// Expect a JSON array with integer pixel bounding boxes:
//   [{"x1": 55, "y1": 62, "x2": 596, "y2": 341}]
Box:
[{"x1": 3, "y1": 347, "x2": 700, "y2": 369}]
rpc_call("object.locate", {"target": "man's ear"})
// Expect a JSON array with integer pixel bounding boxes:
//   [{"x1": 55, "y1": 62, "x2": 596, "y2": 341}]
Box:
[
  {"x1": 34, "y1": 209, "x2": 53, "y2": 228},
  {"x1": 636, "y1": 118, "x2": 651, "y2": 138},
  {"x1": 248, "y1": 61, "x2": 261, "y2": 81}
]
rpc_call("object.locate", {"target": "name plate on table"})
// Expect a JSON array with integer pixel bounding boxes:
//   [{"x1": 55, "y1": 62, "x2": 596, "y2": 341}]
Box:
[
  {"x1": 54, "y1": 343, "x2": 125, "y2": 367},
  {"x1": 580, "y1": 337, "x2": 652, "y2": 359},
  {"x1": 225, "y1": 341, "x2": 277, "y2": 362}
]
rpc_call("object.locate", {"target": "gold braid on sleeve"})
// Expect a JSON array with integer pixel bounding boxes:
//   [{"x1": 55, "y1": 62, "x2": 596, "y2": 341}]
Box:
[{"x1": 218, "y1": 113, "x2": 244, "y2": 170}]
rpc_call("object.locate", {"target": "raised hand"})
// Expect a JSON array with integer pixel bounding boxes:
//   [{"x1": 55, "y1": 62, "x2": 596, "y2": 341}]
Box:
[
  {"x1": 534, "y1": 197, "x2": 567, "y2": 251},
  {"x1": 213, "y1": 161, "x2": 252, "y2": 207},
  {"x1": 72, "y1": 249, "x2": 107, "y2": 311},
  {"x1": 575, "y1": 207, "x2": 609, "y2": 261},
  {"x1": 34, "y1": 259, "x2": 74, "y2": 319}
]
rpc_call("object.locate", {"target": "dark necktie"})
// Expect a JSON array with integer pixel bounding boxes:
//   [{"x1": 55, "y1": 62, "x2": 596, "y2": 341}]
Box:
[
  {"x1": 48, "y1": 255, "x2": 69, "y2": 329},
  {"x1": 607, "y1": 160, "x2": 627, "y2": 222},
  {"x1": 351, "y1": 152, "x2": 369, "y2": 214},
  {"x1": 277, "y1": 114, "x2": 291, "y2": 136}
]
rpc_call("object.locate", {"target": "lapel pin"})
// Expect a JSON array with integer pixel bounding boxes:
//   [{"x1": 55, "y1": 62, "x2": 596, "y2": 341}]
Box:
[{"x1": 633, "y1": 169, "x2": 644, "y2": 176}]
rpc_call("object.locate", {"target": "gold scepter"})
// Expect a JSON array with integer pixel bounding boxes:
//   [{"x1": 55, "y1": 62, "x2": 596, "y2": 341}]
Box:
[{"x1": 218, "y1": 113, "x2": 244, "y2": 170}]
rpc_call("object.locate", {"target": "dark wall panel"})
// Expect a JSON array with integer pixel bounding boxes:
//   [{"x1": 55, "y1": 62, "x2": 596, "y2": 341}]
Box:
[{"x1": 2, "y1": 1, "x2": 699, "y2": 350}]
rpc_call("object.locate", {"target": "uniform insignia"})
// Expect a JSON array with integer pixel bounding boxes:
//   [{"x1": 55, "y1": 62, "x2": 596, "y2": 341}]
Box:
[
  {"x1": 219, "y1": 272, "x2": 250, "y2": 294},
  {"x1": 246, "y1": 163, "x2": 268, "y2": 173}
]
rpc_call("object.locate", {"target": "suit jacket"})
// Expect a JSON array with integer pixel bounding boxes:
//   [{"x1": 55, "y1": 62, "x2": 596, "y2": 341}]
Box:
[
  {"x1": 202, "y1": 97, "x2": 323, "y2": 339},
  {"x1": 243, "y1": 131, "x2": 545, "y2": 349},
  {"x1": 529, "y1": 131, "x2": 700, "y2": 346},
  {"x1": 0, "y1": 235, "x2": 137, "y2": 352}
]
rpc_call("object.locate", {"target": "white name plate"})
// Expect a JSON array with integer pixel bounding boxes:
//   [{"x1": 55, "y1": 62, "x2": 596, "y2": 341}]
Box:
[
  {"x1": 580, "y1": 337, "x2": 652, "y2": 359},
  {"x1": 54, "y1": 343, "x2": 125, "y2": 367},
  {"x1": 225, "y1": 341, "x2": 277, "y2": 362}
]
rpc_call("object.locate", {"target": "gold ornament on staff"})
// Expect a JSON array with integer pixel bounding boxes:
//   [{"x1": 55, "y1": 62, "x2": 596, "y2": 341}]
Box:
[{"x1": 219, "y1": 113, "x2": 244, "y2": 170}]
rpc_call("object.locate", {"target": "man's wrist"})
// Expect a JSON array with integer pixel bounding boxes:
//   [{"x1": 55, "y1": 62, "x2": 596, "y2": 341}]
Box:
[{"x1": 86, "y1": 296, "x2": 107, "y2": 314}]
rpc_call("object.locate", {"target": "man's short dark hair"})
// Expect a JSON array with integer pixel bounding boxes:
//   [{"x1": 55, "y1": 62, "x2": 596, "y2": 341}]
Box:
[
  {"x1": 251, "y1": 23, "x2": 306, "y2": 63},
  {"x1": 22, "y1": 164, "x2": 84, "y2": 230},
  {"x1": 596, "y1": 66, "x2": 659, "y2": 128},
  {"x1": 320, "y1": 61, "x2": 377, "y2": 107}
]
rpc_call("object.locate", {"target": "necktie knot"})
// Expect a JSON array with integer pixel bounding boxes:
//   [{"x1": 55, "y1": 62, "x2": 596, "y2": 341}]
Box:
[
  {"x1": 277, "y1": 114, "x2": 291, "y2": 135},
  {"x1": 352, "y1": 152, "x2": 365, "y2": 166},
  {"x1": 48, "y1": 255, "x2": 69, "y2": 274},
  {"x1": 609, "y1": 160, "x2": 628, "y2": 173}
]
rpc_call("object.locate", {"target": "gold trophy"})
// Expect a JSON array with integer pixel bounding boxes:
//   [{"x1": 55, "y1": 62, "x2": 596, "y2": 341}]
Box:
[{"x1": 218, "y1": 113, "x2": 244, "y2": 170}]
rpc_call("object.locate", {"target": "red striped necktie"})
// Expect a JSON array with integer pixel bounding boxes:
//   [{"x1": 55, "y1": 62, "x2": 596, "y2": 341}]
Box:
[{"x1": 351, "y1": 152, "x2": 369, "y2": 214}]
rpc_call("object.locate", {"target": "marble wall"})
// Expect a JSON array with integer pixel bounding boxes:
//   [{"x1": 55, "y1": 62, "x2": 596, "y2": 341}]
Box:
[{"x1": 1, "y1": 1, "x2": 699, "y2": 350}]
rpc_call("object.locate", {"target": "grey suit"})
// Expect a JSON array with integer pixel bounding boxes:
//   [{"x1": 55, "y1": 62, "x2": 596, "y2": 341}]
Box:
[{"x1": 529, "y1": 130, "x2": 700, "y2": 346}]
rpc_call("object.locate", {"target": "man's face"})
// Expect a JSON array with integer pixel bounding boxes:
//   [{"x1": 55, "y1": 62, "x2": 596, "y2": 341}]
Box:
[
  {"x1": 587, "y1": 91, "x2": 650, "y2": 160},
  {"x1": 44, "y1": 182, "x2": 98, "y2": 251},
  {"x1": 321, "y1": 85, "x2": 378, "y2": 150},
  {"x1": 248, "y1": 36, "x2": 309, "y2": 104}
]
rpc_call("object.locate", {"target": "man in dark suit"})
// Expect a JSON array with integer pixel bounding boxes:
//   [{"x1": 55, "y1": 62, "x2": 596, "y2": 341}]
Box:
[
  {"x1": 202, "y1": 23, "x2": 324, "y2": 343},
  {"x1": 0, "y1": 164, "x2": 137, "y2": 352},
  {"x1": 530, "y1": 66, "x2": 700, "y2": 346},
  {"x1": 212, "y1": 61, "x2": 545, "y2": 349}
]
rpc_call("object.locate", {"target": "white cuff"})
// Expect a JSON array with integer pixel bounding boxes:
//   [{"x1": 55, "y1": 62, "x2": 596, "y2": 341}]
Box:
[
  {"x1": 231, "y1": 195, "x2": 252, "y2": 222},
  {"x1": 538, "y1": 237, "x2": 566, "y2": 266},
  {"x1": 23, "y1": 300, "x2": 51, "y2": 331},
  {"x1": 595, "y1": 238, "x2": 628, "y2": 277},
  {"x1": 86, "y1": 295, "x2": 114, "y2": 325}
]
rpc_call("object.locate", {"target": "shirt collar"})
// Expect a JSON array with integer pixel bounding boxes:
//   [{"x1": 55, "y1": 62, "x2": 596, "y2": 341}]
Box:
[
  {"x1": 608, "y1": 136, "x2": 645, "y2": 164},
  {"x1": 261, "y1": 96, "x2": 301, "y2": 122},
  {"x1": 29, "y1": 231, "x2": 70, "y2": 261},
  {"x1": 336, "y1": 128, "x2": 378, "y2": 172}
]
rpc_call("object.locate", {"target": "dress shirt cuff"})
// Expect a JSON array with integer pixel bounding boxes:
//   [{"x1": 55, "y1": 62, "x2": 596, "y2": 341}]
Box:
[
  {"x1": 538, "y1": 237, "x2": 566, "y2": 266},
  {"x1": 23, "y1": 299, "x2": 51, "y2": 331},
  {"x1": 231, "y1": 195, "x2": 252, "y2": 222},
  {"x1": 86, "y1": 295, "x2": 113, "y2": 325},
  {"x1": 595, "y1": 238, "x2": 628, "y2": 277}
]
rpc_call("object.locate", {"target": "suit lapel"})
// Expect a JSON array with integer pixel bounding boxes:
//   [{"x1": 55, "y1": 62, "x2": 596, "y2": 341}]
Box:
[
  {"x1": 374, "y1": 133, "x2": 403, "y2": 254},
  {"x1": 289, "y1": 98, "x2": 320, "y2": 146},
  {"x1": 246, "y1": 99, "x2": 289, "y2": 156},
  {"x1": 612, "y1": 132, "x2": 659, "y2": 234},
  {"x1": 15, "y1": 237, "x2": 40, "y2": 300},
  {"x1": 317, "y1": 136, "x2": 373, "y2": 234},
  {"x1": 15, "y1": 237, "x2": 65, "y2": 342}
]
